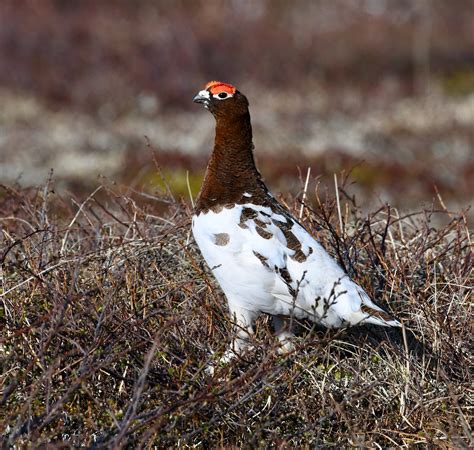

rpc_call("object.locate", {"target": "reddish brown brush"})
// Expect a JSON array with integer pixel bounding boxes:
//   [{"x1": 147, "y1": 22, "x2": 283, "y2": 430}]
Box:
[{"x1": 0, "y1": 179, "x2": 472, "y2": 447}]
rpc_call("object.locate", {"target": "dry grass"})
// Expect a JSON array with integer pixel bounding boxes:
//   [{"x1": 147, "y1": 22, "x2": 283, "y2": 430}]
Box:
[{"x1": 0, "y1": 177, "x2": 472, "y2": 448}]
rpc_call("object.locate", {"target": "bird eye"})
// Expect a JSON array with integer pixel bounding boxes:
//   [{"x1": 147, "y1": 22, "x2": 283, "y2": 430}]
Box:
[{"x1": 218, "y1": 92, "x2": 228, "y2": 99}]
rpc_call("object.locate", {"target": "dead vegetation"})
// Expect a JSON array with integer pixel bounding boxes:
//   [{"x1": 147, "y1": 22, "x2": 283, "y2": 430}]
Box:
[{"x1": 0, "y1": 175, "x2": 472, "y2": 447}]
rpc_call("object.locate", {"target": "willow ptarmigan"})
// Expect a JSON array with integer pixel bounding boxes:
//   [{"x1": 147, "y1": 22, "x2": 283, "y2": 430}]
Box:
[{"x1": 192, "y1": 81, "x2": 400, "y2": 366}]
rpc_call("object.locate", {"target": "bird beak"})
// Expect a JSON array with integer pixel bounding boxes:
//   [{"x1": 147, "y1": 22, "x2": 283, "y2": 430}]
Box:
[{"x1": 193, "y1": 89, "x2": 210, "y2": 106}]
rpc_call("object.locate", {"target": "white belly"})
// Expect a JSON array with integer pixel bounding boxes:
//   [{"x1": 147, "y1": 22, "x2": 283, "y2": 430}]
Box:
[{"x1": 192, "y1": 206, "x2": 283, "y2": 314}]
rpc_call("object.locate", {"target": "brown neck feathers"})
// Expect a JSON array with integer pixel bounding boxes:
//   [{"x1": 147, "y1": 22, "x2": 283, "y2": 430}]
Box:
[{"x1": 196, "y1": 111, "x2": 267, "y2": 213}]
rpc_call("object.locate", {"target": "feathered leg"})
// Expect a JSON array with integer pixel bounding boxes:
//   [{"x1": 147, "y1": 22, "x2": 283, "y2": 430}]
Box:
[{"x1": 208, "y1": 303, "x2": 257, "y2": 374}]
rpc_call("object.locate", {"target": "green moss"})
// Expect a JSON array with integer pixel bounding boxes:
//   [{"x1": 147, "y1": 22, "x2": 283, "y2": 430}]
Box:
[
  {"x1": 442, "y1": 70, "x2": 474, "y2": 96},
  {"x1": 350, "y1": 165, "x2": 384, "y2": 187},
  {"x1": 142, "y1": 169, "x2": 203, "y2": 199}
]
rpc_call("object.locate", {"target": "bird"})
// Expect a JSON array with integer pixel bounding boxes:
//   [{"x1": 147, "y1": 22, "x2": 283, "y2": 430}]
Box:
[{"x1": 191, "y1": 80, "x2": 400, "y2": 367}]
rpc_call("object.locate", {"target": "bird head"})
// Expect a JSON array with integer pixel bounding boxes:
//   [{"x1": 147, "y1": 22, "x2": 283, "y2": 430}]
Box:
[{"x1": 193, "y1": 81, "x2": 249, "y2": 118}]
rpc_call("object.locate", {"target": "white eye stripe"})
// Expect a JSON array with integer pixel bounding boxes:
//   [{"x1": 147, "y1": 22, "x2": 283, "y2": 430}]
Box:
[{"x1": 212, "y1": 92, "x2": 233, "y2": 100}]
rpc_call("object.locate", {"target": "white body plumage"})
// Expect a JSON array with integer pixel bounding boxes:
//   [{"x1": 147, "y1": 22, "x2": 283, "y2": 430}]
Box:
[{"x1": 192, "y1": 202, "x2": 400, "y2": 333}]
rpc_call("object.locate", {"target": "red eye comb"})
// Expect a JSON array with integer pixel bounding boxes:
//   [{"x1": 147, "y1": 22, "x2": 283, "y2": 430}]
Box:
[{"x1": 205, "y1": 81, "x2": 237, "y2": 95}]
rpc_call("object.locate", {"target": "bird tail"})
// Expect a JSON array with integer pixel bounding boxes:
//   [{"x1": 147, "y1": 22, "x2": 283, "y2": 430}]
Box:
[
  {"x1": 359, "y1": 303, "x2": 401, "y2": 327},
  {"x1": 351, "y1": 284, "x2": 401, "y2": 327}
]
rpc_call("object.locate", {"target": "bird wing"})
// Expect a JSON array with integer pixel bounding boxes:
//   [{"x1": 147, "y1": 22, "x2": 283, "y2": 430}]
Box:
[{"x1": 238, "y1": 201, "x2": 400, "y2": 327}]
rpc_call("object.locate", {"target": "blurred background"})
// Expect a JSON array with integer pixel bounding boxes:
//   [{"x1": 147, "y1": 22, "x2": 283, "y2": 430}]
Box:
[{"x1": 0, "y1": 0, "x2": 473, "y2": 217}]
